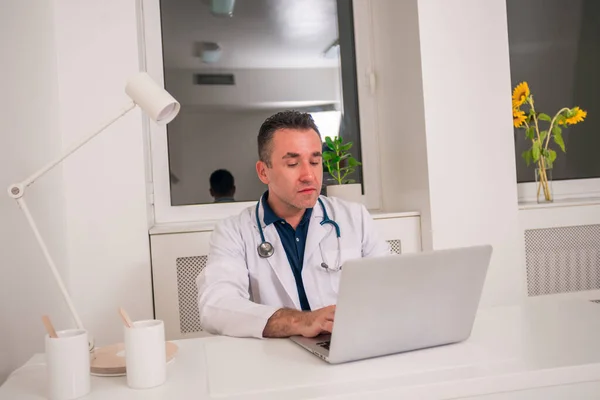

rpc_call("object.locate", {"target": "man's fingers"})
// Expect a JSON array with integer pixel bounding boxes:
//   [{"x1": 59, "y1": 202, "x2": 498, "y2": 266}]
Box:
[{"x1": 321, "y1": 320, "x2": 334, "y2": 333}]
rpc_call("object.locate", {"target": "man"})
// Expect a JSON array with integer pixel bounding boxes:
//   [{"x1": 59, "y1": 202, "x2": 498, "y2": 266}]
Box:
[
  {"x1": 197, "y1": 110, "x2": 390, "y2": 339},
  {"x1": 209, "y1": 169, "x2": 236, "y2": 203}
]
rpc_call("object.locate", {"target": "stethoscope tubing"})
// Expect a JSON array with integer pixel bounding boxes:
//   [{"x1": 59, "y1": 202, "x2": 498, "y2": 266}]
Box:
[{"x1": 255, "y1": 196, "x2": 342, "y2": 270}]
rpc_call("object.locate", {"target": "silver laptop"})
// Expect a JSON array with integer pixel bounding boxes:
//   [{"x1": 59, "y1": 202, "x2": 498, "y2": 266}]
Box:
[{"x1": 290, "y1": 245, "x2": 493, "y2": 364}]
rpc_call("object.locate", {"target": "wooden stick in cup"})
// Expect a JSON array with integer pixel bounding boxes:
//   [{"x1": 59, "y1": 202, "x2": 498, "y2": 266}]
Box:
[
  {"x1": 119, "y1": 307, "x2": 133, "y2": 328},
  {"x1": 42, "y1": 315, "x2": 58, "y2": 338}
]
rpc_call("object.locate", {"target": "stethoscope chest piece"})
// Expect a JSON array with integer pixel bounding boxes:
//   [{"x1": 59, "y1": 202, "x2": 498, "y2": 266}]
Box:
[{"x1": 257, "y1": 241, "x2": 274, "y2": 258}]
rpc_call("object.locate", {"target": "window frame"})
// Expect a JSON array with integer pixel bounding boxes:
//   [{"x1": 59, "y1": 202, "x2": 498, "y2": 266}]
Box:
[
  {"x1": 139, "y1": 0, "x2": 383, "y2": 224},
  {"x1": 517, "y1": 178, "x2": 600, "y2": 204}
]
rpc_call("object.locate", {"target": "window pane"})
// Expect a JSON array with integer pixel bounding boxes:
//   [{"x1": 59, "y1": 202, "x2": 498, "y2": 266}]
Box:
[
  {"x1": 507, "y1": 0, "x2": 600, "y2": 183},
  {"x1": 159, "y1": 0, "x2": 363, "y2": 205}
]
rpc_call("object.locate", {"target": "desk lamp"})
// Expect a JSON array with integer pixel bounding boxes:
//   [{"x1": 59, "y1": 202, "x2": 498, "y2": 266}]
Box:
[{"x1": 7, "y1": 72, "x2": 180, "y2": 375}]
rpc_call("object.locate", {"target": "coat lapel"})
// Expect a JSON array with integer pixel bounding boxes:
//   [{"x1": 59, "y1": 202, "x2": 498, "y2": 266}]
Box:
[
  {"x1": 303, "y1": 198, "x2": 330, "y2": 264},
  {"x1": 254, "y1": 198, "x2": 301, "y2": 309}
]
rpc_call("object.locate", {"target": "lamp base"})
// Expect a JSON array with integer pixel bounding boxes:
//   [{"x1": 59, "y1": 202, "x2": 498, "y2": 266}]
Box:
[{"x1": 90, "y1": 341, "x2": 178, "y2": 376}]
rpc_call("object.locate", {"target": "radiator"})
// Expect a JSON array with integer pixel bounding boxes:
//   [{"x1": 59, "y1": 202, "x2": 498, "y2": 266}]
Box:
[{"x1": 524, "y1": 224, "x2": 600, "y2": 296}]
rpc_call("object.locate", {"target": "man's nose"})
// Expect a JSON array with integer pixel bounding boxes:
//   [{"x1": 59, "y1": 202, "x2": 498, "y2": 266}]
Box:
[{"x1": 299, "y1": 163, "x2": 315, "y2": 182}]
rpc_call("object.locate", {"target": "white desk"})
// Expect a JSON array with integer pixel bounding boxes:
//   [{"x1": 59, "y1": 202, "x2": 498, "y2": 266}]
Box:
[{"x1": 2, "y1": 297, "x2": 600, "y2": 399}]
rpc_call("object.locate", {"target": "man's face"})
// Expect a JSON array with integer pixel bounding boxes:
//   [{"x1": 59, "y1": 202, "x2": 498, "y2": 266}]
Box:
[{"x1": 256, "y1": 128, "x2": 323, "y2": 212}]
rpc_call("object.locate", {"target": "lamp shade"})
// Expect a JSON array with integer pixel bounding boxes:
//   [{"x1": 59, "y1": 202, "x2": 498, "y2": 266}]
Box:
[{"x1": 125, "y1": 72, "x2": 180, "y2": 125}]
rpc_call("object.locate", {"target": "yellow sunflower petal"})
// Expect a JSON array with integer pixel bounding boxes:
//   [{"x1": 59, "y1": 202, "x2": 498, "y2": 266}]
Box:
[
  {"x1": 564, "y1": 107, "x2": 587, "y2": 125},
  {"x1": 513, "y1": 109, "x2": 526, "y2": 128},
  {"x1": 512, "y1": 82, "x2": 530, "y2": 108}
]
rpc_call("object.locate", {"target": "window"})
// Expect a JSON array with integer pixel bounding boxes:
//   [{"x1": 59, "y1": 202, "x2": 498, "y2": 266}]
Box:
[
  {"x1": 311, "y1": 110, "x2": 342, "y2": 143},
  {"x1": 149, "y1": 0, "x2": 366, "y2": 211},
  {"x1": 507, "y1": 0, "x2": 600, "y2": 185}
]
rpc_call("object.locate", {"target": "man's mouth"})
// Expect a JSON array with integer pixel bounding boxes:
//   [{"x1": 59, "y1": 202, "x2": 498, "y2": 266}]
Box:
[{"x1": 298, "y1": 188, "x2": 316, "y2": 194}]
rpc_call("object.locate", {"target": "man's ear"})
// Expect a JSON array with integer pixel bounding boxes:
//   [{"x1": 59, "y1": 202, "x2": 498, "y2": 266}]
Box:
[{"x1": 256, "y1": 161, "x2": 269, "y2": 185}]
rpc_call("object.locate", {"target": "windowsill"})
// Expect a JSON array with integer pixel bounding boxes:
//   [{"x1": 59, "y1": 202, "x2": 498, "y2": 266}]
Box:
[
  {"x1": 518, "y1": 196, "x2": 600, "y2": 210},
  {"x1": 148, "y1": 210, "x2": 421, "y2": 235}
]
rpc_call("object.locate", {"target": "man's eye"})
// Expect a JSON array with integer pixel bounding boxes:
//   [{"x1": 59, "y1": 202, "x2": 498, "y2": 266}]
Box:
[
  {"x1": 310, "y1": 161, "x2": 320, "y2": 166},
  {"x1": 287, "y1": 163, "x2": 298, "y2": 167}
]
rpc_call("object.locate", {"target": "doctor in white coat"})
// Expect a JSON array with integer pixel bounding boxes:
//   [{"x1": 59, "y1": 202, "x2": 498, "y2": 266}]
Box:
[{"x1": 197, "y1": 110, "x2": 390, "y2": 339}]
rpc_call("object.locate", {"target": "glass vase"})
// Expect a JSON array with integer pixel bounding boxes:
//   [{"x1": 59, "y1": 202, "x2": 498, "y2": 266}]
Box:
[{"x1": 535, "y1": 162, "x2": 553, "y2": 203}]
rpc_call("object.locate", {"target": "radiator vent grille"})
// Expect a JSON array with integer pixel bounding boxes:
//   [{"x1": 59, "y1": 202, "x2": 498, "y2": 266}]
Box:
[
  {"x1": 524, "y1": 224, "x2": 600, "y2": 296},
  {"x1": 176, "y1": 256, "x2": 207, "y2": 334},
  {"x1": 387, "y1": 239, "x2": 402, "y2": 255},
  {"x1": 193, "y1": 73, "x2": 235, "y2": 85}
]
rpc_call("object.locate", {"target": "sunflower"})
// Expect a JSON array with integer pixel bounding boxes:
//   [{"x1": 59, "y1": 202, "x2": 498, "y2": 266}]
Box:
[
  {"x1": 512, "y1": 82, "x2": 530, "y2": 108},
  {"x1": 561, "y1": 107, "x2": 587, "y2": 125},
  {"x1": 513, "y1": 109, "x2": 526, "y2": 128}
]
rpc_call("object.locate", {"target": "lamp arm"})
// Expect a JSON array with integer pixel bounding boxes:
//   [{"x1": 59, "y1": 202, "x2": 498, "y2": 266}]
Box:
[
  {"x1": 15, "y1": 196, "x2": 85, "y2": 330},
  {"x1": 8, "y1": 101, "x2": 136, "y2": 198},
  {"x1": 6, "y1": 100, "x2": 137, "y2": 351}
]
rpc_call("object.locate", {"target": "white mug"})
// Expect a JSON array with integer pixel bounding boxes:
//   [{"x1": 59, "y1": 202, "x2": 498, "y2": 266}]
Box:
[
  {"x1": 45, "y1": 329, "x2": 91, "y2": 400},
  {"x1": 124, "y1": 319, "x2": 166, "y2": 389}
]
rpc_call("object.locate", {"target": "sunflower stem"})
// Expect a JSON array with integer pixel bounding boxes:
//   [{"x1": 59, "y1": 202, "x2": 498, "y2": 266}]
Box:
[
  {"x1": 536, "y1": 158, "x2": 552, "y2": 202},
  {"x1": 545, "y1": 107, "x2": 570, "y2": 150},
  {"x1": 528, "y1": 96, "x2": 541, "y2": 142}
]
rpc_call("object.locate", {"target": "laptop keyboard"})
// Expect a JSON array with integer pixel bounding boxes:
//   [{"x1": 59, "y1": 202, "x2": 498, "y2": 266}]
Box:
[{"x1": 316, "y1": 341, "x2": 330, "y2": 350}]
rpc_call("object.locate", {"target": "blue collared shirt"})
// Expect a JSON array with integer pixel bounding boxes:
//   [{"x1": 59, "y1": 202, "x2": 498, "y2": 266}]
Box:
[{"x1": 262, "y1": 192, "x2": 313, "y2": 311}]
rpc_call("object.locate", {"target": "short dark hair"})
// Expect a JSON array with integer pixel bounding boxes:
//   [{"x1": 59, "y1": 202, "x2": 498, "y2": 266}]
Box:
[
  {"x1": 209, "y1": 169, "x2": 235, "y2": 196},
  {"x1": 257, "y1": 110, "x2": 321, "y2": 166}
]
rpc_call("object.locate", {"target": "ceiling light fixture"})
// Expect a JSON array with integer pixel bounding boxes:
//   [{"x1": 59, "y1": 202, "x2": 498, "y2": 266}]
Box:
[{"x1": 211, "y1": 0, "x2": 235, "y2": 17}]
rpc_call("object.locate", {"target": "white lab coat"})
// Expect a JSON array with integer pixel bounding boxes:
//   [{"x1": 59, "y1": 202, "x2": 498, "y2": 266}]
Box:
[{"x1": 196, "y1": 195, "x2": 390, "y2": 338}]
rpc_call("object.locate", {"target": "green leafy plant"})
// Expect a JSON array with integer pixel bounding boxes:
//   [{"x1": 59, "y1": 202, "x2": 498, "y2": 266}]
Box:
[{"x1": 322, "y1": 136, "x2": 361, "y2": 185}]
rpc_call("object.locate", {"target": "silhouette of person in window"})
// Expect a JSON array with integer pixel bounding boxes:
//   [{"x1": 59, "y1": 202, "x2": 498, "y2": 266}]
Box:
[{"x1": 209, "y1": 169, "x2": 236, "y2": 203}]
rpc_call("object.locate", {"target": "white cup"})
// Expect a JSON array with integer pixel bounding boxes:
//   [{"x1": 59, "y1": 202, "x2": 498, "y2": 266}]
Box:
[
  {"x1": 124, "y1": 319, "x2": 167, "y2": 389},
  {"x1": 45, "y1": 329, "x2": 91, "y2": 400}
]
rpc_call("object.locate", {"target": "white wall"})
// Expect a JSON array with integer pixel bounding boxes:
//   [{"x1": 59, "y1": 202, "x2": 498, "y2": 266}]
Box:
[
  {"x1": 416, "y1": 0, "x2": 527, "y2": 307},
  {"x1": 169, "y1": 108, "x2": 273, "y2": 205},
  {"x1": 0, "y1": 0, "x2": 70, "y2": 383},
  {"x1": 372, "y1": 0, "x2": 526, "y2": 307},
  {"x1": 165, "y1": 68, "x2": 341, "y2": 109},
  {"x1": 371, "y1": 0, "x2": 433, "y2": 250},
  {"x1": 1, "y1": 0, "x2": 156, "y2": 381},
  {"x1": 51, "y1": 0, "x2": 155, "y2": 348}
]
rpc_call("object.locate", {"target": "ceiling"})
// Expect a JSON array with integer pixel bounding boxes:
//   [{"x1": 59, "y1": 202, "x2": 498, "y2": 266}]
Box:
[{"x1": 159, "y1": 0, "x2": 341, "y2": 70}]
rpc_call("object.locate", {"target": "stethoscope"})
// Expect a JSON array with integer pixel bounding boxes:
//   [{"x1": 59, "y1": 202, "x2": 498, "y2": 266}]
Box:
[{"x1": 255, "y1": 197, "x2": 342, "y2": 271}]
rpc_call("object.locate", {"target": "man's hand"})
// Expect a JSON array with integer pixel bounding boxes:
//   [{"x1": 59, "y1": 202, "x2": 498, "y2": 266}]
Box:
[
  {"x1": 262, "y1": 305, "x2": 336, "y2": 338},
  {"x1": 296, "y1": 305, "x2": 336, "y2": 337}
]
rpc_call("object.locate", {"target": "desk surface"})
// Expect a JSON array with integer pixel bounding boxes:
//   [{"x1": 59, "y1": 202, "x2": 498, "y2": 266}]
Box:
[{"x1": 2, "y1": 297, "x2": 600, "y2": 400}]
